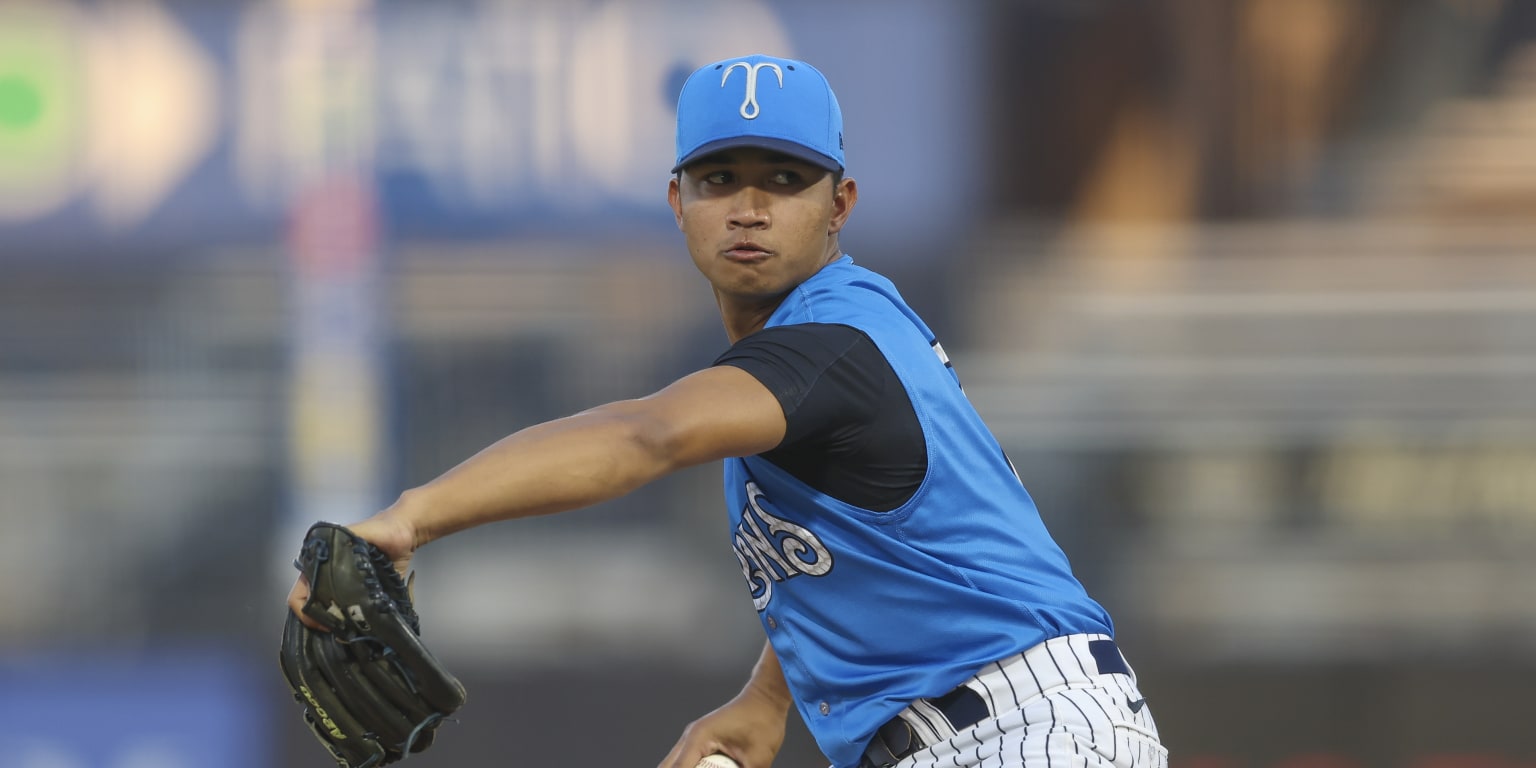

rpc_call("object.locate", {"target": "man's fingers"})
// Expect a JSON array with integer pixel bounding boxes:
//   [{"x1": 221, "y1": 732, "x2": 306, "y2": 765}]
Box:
[
  {"x1": 659, "y1": 739, "x2": 722, "y2": 768},
  {"x1": 286, "y1": 574, "x2": 329, "y2": 631},
  {"x1": 657, "y1": 738, "x2": 695, "y2": 768}
]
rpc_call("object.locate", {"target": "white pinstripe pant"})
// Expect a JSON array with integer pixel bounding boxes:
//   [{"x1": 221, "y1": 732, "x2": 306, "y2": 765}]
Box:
[{"x1": 878, "y1": 634, "x2": 1167, "y2": 768}]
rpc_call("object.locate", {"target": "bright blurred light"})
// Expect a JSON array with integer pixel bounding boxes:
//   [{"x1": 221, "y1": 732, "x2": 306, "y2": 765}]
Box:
[{"x1": 85, "y1": 0, "x2": 218, "y2": 227}]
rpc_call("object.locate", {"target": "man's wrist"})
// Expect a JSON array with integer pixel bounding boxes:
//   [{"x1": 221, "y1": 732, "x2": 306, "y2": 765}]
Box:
[
  {"x1": 744, "y1": 671, "x2": 793, "y2": 714},
  {"x1": 380, "y1": 489, "x2": 432, "y2": 550}
]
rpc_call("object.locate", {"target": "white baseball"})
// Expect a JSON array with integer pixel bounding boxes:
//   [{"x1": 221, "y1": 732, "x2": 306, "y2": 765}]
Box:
[{"x1": 695, "y1": 755, "x2": 742, "y2": 768}]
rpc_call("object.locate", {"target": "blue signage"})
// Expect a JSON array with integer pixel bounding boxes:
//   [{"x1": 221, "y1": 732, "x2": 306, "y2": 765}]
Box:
[{"x1": 0, "y1": 651, "x2": 270, "y2": 768}]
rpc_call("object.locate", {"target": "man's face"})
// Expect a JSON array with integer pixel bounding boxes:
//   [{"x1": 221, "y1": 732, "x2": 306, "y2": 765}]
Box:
[{"x1": 668, "y1": 147, "x2": 855, "y2": 305}]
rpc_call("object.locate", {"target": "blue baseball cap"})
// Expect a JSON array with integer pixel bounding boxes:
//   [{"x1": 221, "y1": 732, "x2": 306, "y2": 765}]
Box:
[{"x1": 672, "y1": 54, "x2": 845, "y2": 174}]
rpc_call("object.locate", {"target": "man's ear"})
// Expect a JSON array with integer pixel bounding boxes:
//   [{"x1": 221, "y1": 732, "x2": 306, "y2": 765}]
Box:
[
  {"x1": 828, "y1": 176, "x2": 858, "y2": 235},
  {"x1": 667, "y1": 175, "x2": 684, "y2": 230}
]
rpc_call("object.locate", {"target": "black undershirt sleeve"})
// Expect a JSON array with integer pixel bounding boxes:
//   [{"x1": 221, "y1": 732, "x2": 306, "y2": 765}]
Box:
[{"x1": 712, "y1": 323, "x2": 927, "y2": 512}]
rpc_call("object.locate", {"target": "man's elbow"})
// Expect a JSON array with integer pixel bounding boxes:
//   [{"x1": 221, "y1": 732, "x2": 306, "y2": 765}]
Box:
[{"x1": 599, "y1": 401, "x2": 697, "y2": 479}]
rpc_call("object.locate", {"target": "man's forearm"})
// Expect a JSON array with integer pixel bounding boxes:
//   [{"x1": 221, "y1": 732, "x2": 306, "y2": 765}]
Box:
[
  {"x1": 744, "y1": 640, "x2": 794, "y2": 714},
  {"x1": 387, "y1": 399, "x2": 678, "y2": 547}
]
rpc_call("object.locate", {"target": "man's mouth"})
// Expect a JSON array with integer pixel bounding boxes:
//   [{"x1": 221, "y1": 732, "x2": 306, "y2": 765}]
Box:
[{"x1": 724, "y1": 242, "x2": 772, "y2": 261}]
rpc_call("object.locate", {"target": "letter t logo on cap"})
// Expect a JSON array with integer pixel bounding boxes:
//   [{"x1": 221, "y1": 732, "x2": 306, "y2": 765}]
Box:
[{"x1": 721, "y1": 61, "x2": 784, "y2": 120}]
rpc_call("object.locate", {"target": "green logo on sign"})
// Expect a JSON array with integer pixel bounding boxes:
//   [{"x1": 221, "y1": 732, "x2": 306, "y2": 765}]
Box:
[{"x1": 0, "y1": 75, "x2": 44, "y2": 130}]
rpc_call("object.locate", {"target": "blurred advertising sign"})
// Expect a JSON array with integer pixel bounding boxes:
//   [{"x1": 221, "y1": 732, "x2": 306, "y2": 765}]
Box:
[
  {"x1": 0, "y1": 651, "x2": 268, "y2": 768},
  {"x1": 0, "y1": 0, "x2": 981, "y2": 255}
]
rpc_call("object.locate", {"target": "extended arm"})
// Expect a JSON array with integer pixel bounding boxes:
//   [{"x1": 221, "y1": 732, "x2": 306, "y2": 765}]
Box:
[
  {"x1": 288, "y1": 364, "x2": 785, "y2": 624},
  {"x1": 395, "y1": 364, "x2": 785, "y2": 546},
  {"x1": 390, "y1": 362, "x2": 786, "y2": 543}
]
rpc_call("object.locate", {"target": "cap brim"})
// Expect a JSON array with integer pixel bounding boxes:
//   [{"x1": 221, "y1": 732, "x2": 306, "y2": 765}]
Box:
[{"x1": 672, "y1": 136, "x2": 842, "y2": 174}]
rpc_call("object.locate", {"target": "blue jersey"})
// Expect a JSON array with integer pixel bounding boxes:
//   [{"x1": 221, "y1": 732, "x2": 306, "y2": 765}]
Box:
[{"x1": 722, "y1": 256, "x2": 1113, "y2": 768}]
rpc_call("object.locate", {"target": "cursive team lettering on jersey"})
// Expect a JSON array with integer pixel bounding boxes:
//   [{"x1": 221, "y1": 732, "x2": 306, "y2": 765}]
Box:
[{"x1": 733, "y1": 481, "x2": 833, "y2": 611}]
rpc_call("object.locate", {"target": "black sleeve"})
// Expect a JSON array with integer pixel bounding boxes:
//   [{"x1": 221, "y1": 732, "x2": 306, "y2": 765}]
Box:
[{"x1": 712, "y1": 323, "x2": 926, "y2": 512}]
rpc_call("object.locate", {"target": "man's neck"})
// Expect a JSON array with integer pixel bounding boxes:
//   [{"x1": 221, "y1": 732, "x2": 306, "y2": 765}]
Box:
[{"x1": 718, "y1": 294, "x2": 783, "y2": 344}]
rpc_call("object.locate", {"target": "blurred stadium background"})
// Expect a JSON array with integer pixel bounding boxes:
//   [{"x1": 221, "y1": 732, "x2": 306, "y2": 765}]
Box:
[{"x1": 1, "y1": 0, "x2": 1534, "y2": 765}]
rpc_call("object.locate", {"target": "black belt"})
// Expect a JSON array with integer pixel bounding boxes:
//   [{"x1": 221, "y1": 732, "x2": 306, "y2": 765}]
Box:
[
  {"x1": 858, "y1": 685, "x2": 988, "y2": 768},
  {"x1": 858, "y1": 639, "x2": 1129, "y2": 768}
]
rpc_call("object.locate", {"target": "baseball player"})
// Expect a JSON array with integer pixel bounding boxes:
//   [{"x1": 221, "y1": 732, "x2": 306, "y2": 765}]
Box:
[{"x1": 289, "y1": 54, "x2": 1166, "y2": 768}]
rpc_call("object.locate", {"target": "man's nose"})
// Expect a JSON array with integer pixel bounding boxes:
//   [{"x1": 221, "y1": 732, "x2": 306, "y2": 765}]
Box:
[{"x1": 727, "y1": 186, "x2": 770, "y2": 228}]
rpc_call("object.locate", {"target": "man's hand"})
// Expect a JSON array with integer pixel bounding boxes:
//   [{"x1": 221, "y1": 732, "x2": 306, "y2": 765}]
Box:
[
  {"x1": 659, "y1": 681, "x2": 791, "y2": 768},
  {"x1": 286, "y1": 509, "x2": 418, "y2": 631}
]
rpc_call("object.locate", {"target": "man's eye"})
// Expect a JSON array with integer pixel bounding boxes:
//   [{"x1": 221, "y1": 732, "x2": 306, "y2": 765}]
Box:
[
  {"x1": 704, "y1": 171, "x2": 732, "y2": 184},
  {"x1": 772, "y1": 171, "x2": 801, "y2": 185}
]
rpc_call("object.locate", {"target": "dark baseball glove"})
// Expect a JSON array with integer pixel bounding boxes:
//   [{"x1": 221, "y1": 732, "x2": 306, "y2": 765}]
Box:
[{"x1": 280, "y1": 522, "x2": 467, "y2": 767}]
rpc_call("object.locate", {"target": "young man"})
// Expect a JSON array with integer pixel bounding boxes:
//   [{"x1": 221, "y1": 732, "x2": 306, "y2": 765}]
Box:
[{"x1": 289, "y1": 54, "x2": 1166, "y2": 768}]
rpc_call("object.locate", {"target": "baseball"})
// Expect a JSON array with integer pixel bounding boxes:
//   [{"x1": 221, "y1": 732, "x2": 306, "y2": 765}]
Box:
[{"x1": 695, "y1": 755, "x2": 742, "y2": 768}]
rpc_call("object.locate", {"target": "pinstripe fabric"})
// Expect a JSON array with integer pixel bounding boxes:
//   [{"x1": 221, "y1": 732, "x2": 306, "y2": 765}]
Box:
[{"x1": 877, "y1": 635, "x2": 1167, "y2": 768}]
